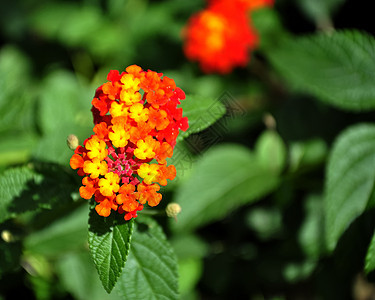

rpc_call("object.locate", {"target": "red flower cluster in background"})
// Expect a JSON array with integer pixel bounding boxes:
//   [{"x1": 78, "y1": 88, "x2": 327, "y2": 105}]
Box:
[
  {"x1": 183, "y1": 0, "x2": 274, "y2": 74},
  {"x1": 70, "y1": 65, "x2": 188, "y2": 221}
]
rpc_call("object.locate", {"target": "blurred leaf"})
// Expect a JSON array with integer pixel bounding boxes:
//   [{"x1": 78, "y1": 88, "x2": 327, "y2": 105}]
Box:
[
  {"x1": 0, "y1": 166, "x2": 36, "y2": 223},
  {"x1": 0, "y1": 240, "x2": 22, "y2": 277},
  {"x1": 56, "y1": 251, "x2": 123, "y2": 300},
  {"x1": 116, "y1": 216, "x2": 179, "y2": 300},
  {"x1": 267, "y1": 30, "x2": 375, "y2": 111},
  {"x1": 33, "y1": 70, "x2": 92, "y2": 164},
  {"x1": 289, "y1": 139, "x2": 327, "y2": 172},
  {"x1": 166, "y1": 142, "x2": 194, "y2": 188},
  {"x1": 298, "y1": 194, "x2": 326, "y2": 259},
  {"x1": 0, "y1": 45, "x2": 35, "y2": 132},
  {"x1": 283, "y1": 260, "x2": 316, "y2": 283},
  {"x1": 324, "y1": 124, "x2": 375, "y2": 251},
  {"x1": 251, "y1": 7, "x2": 288, "y2": 51},
  {"x1": 255, "y1": 130, "x2": 287, "y2": 175},
  {"x1": 28, "y1": 274, "x2": 53, "y2": 300},
  {"x1": 178, "y1": 258, "x2": 202, "y2": 296},
  {"x1": 172, "y1": 144, "x2": 280, "y2": 232},
  {"x1": 29, "y1": 2, "x2": 128, "y2": 61},
  {"x1": 365, "y1": 229, "x2": 375, "y2": 274},
  {"x1": 177, "y1": 94, "x2": 226, "y2": 141},
  {"x1": 24, "y1": 205, "x2": 88, "y2": 257},
  {"x1": 0, "y1": 163, "x2": 78, "y2": 223},
  {"x1": 296, "y1": 0, "x2": 345, "y2": 27},
  {"x1": 88, "y1": 208, "x2": 134, "y2": 293},
  {"x1": 171, "y1": 234, "x2": 208, "y2": 260},
  {"x1": 171, "y1": 234, "x2": 207, "y2": 298},
  {"x1": 0, "y1": 134, "x2": 37, "y2": 166},
  {"x1": 246, "y1": 207, "x2": 283, "y2": 240}
]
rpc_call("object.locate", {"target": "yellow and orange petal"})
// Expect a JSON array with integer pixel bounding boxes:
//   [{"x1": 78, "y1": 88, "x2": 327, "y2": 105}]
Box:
[
  {"x1": 98, "y1": 172, "x2": 120, "y2": 197},
  {"x1": 134, "y1": 136, "x2": 157, "y2": 160},
  {"x1": 95, "y1": 198, "x2": 117, "y2": 217},
  {"x1": 85, "y1": 136, "x2": 108, "y2": 161},
  {"x1": 137, "y1": 182, "x2": 162, "y2": 207},
  {"x1": 79, "y1": 176, "x2": 98, "y2": 199},
  {"x1": 70, "y1": 64, "x2": 188, "y2": 220},
  {"x1": 83, "y1": 158, "x2": 108, "y2": 179},
  {"x1": 110, "y1": 101, "x2": 129, "y2": 118},
  {"x1": 137, "y1": 163, "x2": 160, "y2": 185},
  {"x1": 70, "y1": 154, "x2": 84, "y2": 170},
  {"x1": 121, "y1": 74, "x2": 141, "y2": 91},
  {"x1": 119, "y1": 90, "x2": 142, "y2": 106},
  {"x1": 156, "y1": 164, "x2": 176, "y2": 186},
  {"x1": 129, "y1": 103, "x2": 149, "y2": 123},
  {"x1": 108, "y1": 127, "x2": 130, "y2": 148}
]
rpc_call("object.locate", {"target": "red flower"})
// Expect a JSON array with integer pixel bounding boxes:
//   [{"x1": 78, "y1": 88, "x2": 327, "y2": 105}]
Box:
[
  {"x1": 70, "y1": 65, "x2": 188, "y2": 220},
  {"x1": 183, "y1": 0, "x2": 273, "y2": 74}
]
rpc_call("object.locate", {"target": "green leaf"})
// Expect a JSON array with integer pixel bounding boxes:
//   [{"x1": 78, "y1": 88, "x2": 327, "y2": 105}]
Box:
[
  {"x1": 172, "y1": 144, "x2": 280, "y2": 232},
  {"x1": 324, "y1": 124, "x2": 375, "y2": 251},
  {"x1": 56, "y1": 252, "x2": 123, "y2": 300},
  {"x1": 267, "y1": 30, "x2": 375, "y2": 111},
  {"x1": 289, "y1": 139, "x2": 328, "y2": 172},
  {"x1": 298, "y1": 194, "x2": 326, "y2": 259},
  {"x1": 0, "y1": 240, "x2": 22, "y2": 277},
  {"x1": 365, "y1": 230, "x2": 375, "y2": 274},
  {"x1": 88, "y1": 208, "x2": 134, "y2": 293},
  {"x1": 33, "y1": 70, "x2": 92, "y2": 164},
  {"x1": 24, "y1": 205, "x2": 88, "y2": 257},
  {"x1": 0, "y1": 166, "x2": 37, "y2": 223},
  {"x1": 297, "y1": 0, "x2": 345, "y2": 26},
  {"x1": 0, "y1": 163, "x2": 78, "y2": 223},
  {"x1": 0, "y1": 45, "x2": 36, "y2": 134},
  {"x1": 116, "y1": 216, "x2": 179, "y2": 300},
  {"x1": 255, "y1": 130, "x2": 287, "y2": 175},
  {"x1": 251, "y1": 7, "x2": 288, "y2": 51},
  {"x1": 0, "y1": 134, "x2": 37, "y2": 166},
  {"x1": 177, "y1": 94, "x2": 226, "y2": 141}
]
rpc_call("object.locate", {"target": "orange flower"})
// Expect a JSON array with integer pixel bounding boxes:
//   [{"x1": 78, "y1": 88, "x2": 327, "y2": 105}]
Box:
[
  {"x1": 70, "y1": 65, "x2": 188, "y2": 220},
  {"x1": 183, "y1": 0, "x2": 260, "y2": 73}
]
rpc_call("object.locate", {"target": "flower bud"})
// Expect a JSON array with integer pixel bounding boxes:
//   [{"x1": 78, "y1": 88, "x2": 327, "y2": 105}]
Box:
[
  {"x1": 1, "y1": 230, "x2": 15, "y2": 243},
  {"x1": 166, "y1": 203, "x2": 182, "y2": 219},
  {"x1": 67, "y1": 134, "x2": 79, "y2": 150}
]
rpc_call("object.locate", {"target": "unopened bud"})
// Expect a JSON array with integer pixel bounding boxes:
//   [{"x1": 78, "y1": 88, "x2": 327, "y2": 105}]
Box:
[
  {"x1": 166, "y1": 203, "x2": 181, "y2": 220},
  {"x1": 263, "y1": 113, "x2": 276, "y2": 130},
  {"x1": 67, "y1": 134, "x2": 79, "y2": 150},
  {"x1": 1, "y1": 230, "x2": 15, "y2": 243}
]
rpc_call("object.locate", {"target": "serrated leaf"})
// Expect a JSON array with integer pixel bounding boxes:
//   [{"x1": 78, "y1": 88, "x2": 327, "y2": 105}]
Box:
[
  {"x1": 324, "y1": 124, "x2": 375, "y2": 251},
  {"x1": 365, "y1": 230, "x2": 375, "y2": 274},
  {"x1": 0, "y1": 163, "x2": 78, "y2": 223},
  {"x1": 267, "y1": 30, "x2": 375, "y2": 111},
  {"x1": 88, "y1": 208, "x2": 134, "y2": 293},
  {"x1": 172, "y1": 144, "x2": 280, "y2": 232},
  {"x1": 177, "y1": 94, "x2": 226, "y2": 141},
  {"x1": 0, "y1": 166, "x2": 37, "y2": 223},
  {"x1": 116, "y1": 216, "x2": 179, "y2": 300}
]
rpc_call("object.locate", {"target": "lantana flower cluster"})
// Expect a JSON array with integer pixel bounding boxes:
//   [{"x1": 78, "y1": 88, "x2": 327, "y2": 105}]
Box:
[
  {"x1": 70, "y1": 65, "x2": 188, "y2": 221},
  {"x1": 183, "y1": 0, "x2": 274, "y2": 74}
]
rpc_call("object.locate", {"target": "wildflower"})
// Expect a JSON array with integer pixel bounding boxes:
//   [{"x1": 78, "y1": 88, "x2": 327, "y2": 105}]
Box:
[
  {"x1": 183, "y1": 0, "x2": 273, "y2": 74},
  {"x1": 70, "y1": 65, "x2": 188, "y2": 220}
]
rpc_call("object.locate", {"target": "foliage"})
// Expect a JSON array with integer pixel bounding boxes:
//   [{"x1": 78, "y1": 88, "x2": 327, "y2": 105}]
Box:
[{"x1": 2, "y1": 0, "x2": 375, "y2": 299}]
